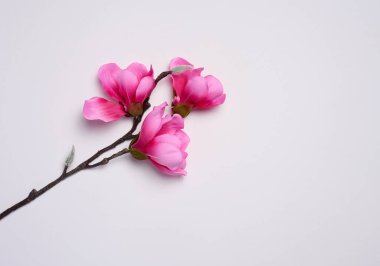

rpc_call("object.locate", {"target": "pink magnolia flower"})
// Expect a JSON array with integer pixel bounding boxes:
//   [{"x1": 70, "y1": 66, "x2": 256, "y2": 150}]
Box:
[
  {"x1": 83, "y1": 62, "x2": 155, "y2": 122},
  {"x1": 169, "y1": 57, "x2": 226, "y2": 117},
  {"x1": 130, "y1": 102, "x2": 189, "y2": 176}
]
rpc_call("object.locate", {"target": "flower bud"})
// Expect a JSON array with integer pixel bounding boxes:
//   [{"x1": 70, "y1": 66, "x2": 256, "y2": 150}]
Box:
[{"x1": 64, "y1": 145, "x2": 75, "y2": 167}]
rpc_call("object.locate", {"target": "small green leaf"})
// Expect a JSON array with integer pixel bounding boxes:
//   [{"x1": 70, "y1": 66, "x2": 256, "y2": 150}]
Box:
[{"x1": 65, "y1": 145, "x2": 75, "y2": 167}]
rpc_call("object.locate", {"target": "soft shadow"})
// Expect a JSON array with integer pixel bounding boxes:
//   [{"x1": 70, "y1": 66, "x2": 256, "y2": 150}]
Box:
[
  {"x1": 76, "y1": 114, "x2": 133, "y2": 135},
  {"x1": 188, "y1": 105, "x2": 225, "y2": 120},
  {"x1": 126, "y1": 156, "x2": 184, "y2": 183}
]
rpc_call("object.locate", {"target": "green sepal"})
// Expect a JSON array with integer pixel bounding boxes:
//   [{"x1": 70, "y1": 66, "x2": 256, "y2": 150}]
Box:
[
  {"x1": 128, "y1": 103, "x2": 143, "y2": 117},
  {"x1": 129, "y1": 148, "x2": 147, "y2": 160},
  {"x1": 172, "y1": 104, "x2": 192, "y2": 118}
]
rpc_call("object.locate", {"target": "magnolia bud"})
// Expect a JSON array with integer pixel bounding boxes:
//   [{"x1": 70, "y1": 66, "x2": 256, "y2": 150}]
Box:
[{"x1": 64, "y1": 145, "x2": 75, "y2": 167}]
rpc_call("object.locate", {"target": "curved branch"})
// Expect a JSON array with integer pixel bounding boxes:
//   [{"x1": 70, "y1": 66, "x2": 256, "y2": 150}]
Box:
[{"x1": 0, "y1": 70, "x2": 172, "y2": 221}]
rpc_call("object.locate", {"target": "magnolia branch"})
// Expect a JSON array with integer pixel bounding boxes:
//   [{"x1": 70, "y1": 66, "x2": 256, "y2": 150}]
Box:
[
  {"x1": 0, "y1": 71, "x2": 172, "y2": 221},
  {"x1": 0, "y1": 121, "x2": 137, "y2": 221}
]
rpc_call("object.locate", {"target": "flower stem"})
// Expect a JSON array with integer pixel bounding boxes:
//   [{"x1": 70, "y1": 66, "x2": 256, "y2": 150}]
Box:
[
  {"x1": 155, "y1": 70, "x2": 172, "y2": 85},
  {"x1": 87, "y1": 148, "x2": 129, "y2": 168},
  {"x1": 0, "y1": 126, "x2": 137, "y2": 221},
  {"x1": 0, "y1": 70, "x2": 172, "y2": 221}
]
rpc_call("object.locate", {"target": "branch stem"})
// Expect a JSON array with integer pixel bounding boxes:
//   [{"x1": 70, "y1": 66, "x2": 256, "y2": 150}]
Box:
[
  {"x1": 0, "y1": 132, "x2": 136, "y2": 221},
  {"x1": 0, "y1": 70, "x2": 172, "y2": 221}
]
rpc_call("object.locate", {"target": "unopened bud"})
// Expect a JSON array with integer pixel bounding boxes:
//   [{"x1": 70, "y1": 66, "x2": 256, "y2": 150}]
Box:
[{"x1": 64, "y1": 145, "x2": 75, "y2": 167}]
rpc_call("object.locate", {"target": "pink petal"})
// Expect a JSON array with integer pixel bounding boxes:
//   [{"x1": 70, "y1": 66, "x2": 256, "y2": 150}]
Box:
[
  {"x1": 182, "y1": 76, "x2": 208, "y2": 105},
  {"x1": 205, "y1": 75, "x2": 224, "y2": 101},
  {"x1": 189, "y1": 67, "x2": 204, "y2": 77},
  {"x1": 98, "y1": 63, "x2": 123, "y2": 102},
  {"x1": 135, "y1": 76, "x2": 155, "y2": 103},
  {"x1": 171, "y1": 67, "x2": 204, "y2": 97},
  {"x1": 145, "y1": 142, "x2": 184, "y2": 171},
  {"x1": 126, "y1": 62, "x2": 150, "y2": 81},
  {"x1": 173, "y1": 96, "x2": 181, "y2": 106},
  {"x1": 174, "y1": 130, "x2": 190, "y2": 150},
  {"x1": 132, "y1": 102, "x2": 167, "y2": 150},
  {"x1": 146, "y1": 133, "x2": 188, "y2": 176},
  {"x1": 210, "y1": 93, "x2": 226, "y2": 106},
  {"x1": 178, "y1": 157, "x2": 187, "y2": 172},
  {"x1": 169, "y1": 57, "x2": 193, "y2": 70},
  {"x1": 171, "y1": 74, "x2": 187, "y2": 97},
  {"x1": 147, "y1": 65, "x2": 154, "y2": 77},
  {"x1": 196, "y1": 94, "x2": 226, "y2": 109},
  {"x1": 196, "y1": 76, "x2": 226, "y2": 109},
  {"x1": 144, "y1": 131, "x2": 189, "y2": 175},
  {"x1": 117, "y1": 70, "x2": 139, "y2": 106},
  {"x1": 159, "y1": 114, "x2": 184, "y2": 135},
  {"x1": 83, "y1": 97, "x2": 125, "y2": 122},
  {"x1": 150, "y1": 160, "x2": 187, "y2": 176},
  {"x1": 150, "y1": 133, "x2": 181, "y2": 148}
]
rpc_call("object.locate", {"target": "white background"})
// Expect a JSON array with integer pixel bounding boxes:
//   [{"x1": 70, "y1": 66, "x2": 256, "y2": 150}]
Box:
[{"x1": 0, "y1": 0, "x2": 379, "y2": 265}]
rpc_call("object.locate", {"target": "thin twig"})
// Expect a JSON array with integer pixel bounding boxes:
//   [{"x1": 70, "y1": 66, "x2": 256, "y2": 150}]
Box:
[
  {"x1": 87, "y1": 148, "x2": 129, "y2": 168},
  {"x1": 0, "y1": 126, "x2": 137, "y2": 221},
  {"x1": 155, "y1": 71, "x2": 172, "y2": 85},
  {"x1": 0, "y1": 70, "x2": 172, "y2": 221}
]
